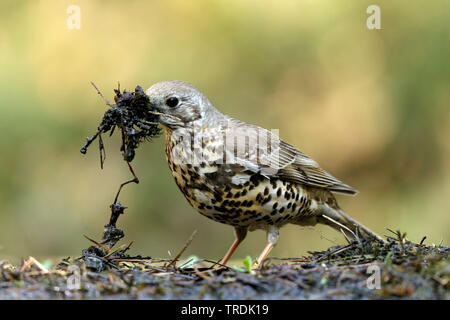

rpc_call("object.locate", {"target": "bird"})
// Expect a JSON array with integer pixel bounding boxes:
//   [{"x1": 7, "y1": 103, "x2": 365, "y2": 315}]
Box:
[{"x1": 146, "y1": 80, "x2": 384, "y2": 267}]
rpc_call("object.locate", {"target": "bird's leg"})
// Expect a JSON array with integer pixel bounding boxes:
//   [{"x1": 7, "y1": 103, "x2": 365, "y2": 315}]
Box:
[
  {"x1": 220, "y1": 227, "x2": 247, "y2": 266},
  {"x1": 256, "y1": 243, "x2": 274, "y2": 266},
  {"x1": 253, "y1": 226, "x2": 279, "y2": 269}
]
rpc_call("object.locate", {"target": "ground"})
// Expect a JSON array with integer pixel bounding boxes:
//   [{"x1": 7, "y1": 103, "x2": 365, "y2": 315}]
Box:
[{"x1": 0, "y1": 230, "x2": 448, "y2": 300}]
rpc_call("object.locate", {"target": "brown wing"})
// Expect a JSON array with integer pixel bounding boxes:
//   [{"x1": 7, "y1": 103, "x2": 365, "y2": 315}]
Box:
[{"x1": 223, "y1": 117, "x2": 357, "y2": 195}]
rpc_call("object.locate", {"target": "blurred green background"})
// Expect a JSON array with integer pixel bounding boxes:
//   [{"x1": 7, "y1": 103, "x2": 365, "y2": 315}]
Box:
[{"x1": 0, "y1": 0, "x2": 449, "y2": 264}]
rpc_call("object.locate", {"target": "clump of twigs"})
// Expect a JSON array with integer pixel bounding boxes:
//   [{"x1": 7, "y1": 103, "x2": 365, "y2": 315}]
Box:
[
  {"x1": 79, "y1": 82, "x2": 164, "y2": 268},
  {"x1": 80, "y1": 82, "x2": 161, "y2": 165}
]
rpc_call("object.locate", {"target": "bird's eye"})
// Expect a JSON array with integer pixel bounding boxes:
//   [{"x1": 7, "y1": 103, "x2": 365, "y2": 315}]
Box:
[{"x1": 165, "y1": 97, "x2": 179, "y2": 108}]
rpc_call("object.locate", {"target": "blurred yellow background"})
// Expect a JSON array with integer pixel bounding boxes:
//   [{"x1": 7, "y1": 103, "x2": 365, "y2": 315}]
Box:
[{"x1": 0, "y1": 0, "x2": 449, "y2": 264}]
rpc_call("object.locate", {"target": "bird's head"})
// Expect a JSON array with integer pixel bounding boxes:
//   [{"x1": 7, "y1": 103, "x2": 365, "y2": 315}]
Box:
[{"x1": 146, "y1": 80, "x2": 219, "y2": 129}]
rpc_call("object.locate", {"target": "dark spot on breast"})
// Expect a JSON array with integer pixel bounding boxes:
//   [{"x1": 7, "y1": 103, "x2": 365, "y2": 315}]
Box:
[
  {"x1": 279, "y1": 207, "x2": 285, "y2": 213},
  {"x1": 273, "y1": 202, "x2": 278, "y2": 210},
  {"x1": 292, "y1": 203, "x2": 297, "y2": 211},
  {"x1": 277, "y1": 188, "x2": 282, "y2": 197},
  {"x1": 270, "y1": 179, "x2": 277, "y2": 189},
  {"x1": 214, "y1": 193, "x2": 223, "y2": 202},
  {"x1": 241, "y1": 189, "x2": 247, "y2": 196},
  {"x1": 234, "y1": 191, "x2": 241, "y2": 199},
  {"x1": 284, "y1": 191, "x2": 291, "y2": 200},
  {"x1": 250, "y1": 174, "x2": 261, "y2": 186},
  {"x1": 261, "y1": 195, "x2": 272, "y2": 205},
  {"x1": 264, "y1": 187, "x2": 269, "y2": 196},
  {"x1": 229, "y1": 211, "x2": 240, "y2": 219},
  {"x1": 248, "y1": 210, "x2": 258, "y2": 217},
  {"x1": 214, "y1": 206, "x2": 226, "y2": 213},
  {"x1": 204, "y1": 171, "x2": 217, "y2": 181},
  {"x1": 270, "y1": 210, "x2": 277, "y2": 216},
  {"x1": 256, "y1": 193, "x2": 263, "y2": 203},
  {"x1": 227, "y1": 207, "x2": 236, "y2": 214},
  {"x1": 299, "y1": 196, "x2": 306, "y2": 205}
]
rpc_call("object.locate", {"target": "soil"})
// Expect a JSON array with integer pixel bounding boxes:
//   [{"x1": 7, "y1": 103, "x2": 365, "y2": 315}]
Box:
[{"x1": 1, "y1": 230, "x2": 448, "y2": 300}]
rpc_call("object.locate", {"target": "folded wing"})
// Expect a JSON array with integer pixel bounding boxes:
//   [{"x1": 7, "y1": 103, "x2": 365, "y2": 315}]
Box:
[{"x1": 223, "y1": 117, "x2": 357, "y2": 195}]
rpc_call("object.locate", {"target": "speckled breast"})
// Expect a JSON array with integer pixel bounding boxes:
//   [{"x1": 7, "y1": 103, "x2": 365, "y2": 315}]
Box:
[{"x1": 164, "y1": 128, "x2": 315, "y2": 231}]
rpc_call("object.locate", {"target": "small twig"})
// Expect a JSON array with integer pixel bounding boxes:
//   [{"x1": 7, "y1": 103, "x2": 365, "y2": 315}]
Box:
[
  {"x1": 20, "y1": 257, "x2": 49, "y2": 274},
  {"x1": 419, "y1": 236, "x2": 427, "y2": 246},
  {"x1": 83, "y1": 234, "x2": 109, "y2": 252},
  {"x1": 340, "y1": 229, "x2": 352, "y2": 244},
  {"x1": 91, "y1": 82, "x2": 115, "y2": 108},
  {"x1": 194, "y1": 267, "x2": 213, "y2": 281},
  {"x1": 147, "y1": 110, "x2": 182, "y2": 122},
  {"x1": 202, "y1": 259, "x2": 232, "y2": 270},
  {"x1": 167, "y1": 229, "x2": 198, "y2": 268},
  {"x1": 179, "y1": 258, "x2": 194, "y2": 269},
  {"x1": 104, "y1": 241, "x2": 134, "y2": 258},
  {"x1": 99, "y1": 134, "x2": 106, "y2": 169},
  {"x1": 316, "y1": 244, "x2": 353, "y2": 262},
  {"x1": 321, "y1": 214, "x2": 358, "y2": 240},
  {"x1": 113, "y1": 162, "x2": 139, "y2": 204}
]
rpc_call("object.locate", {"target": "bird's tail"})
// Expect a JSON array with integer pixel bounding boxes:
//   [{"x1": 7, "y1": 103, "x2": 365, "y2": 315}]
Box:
[{"x1": 318, "y1": 204, "x2": 385, "y2": 243}]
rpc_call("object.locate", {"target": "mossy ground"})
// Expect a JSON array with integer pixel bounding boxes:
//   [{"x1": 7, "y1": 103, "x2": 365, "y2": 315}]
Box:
[{"x1": 1, "y1": 230, "x2": 448, "y2": 300}]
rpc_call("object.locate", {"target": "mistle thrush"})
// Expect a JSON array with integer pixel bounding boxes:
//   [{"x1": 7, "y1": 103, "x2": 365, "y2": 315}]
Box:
[{"x1": 146, "y1": 80, "x2": 383, "y2": 266}]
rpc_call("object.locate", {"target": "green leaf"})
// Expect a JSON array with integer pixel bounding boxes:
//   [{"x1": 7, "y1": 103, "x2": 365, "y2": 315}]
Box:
[
  {"x1": 243, "y1": 256, "x2": 253, "y2": 271},
  {"x1": 384, "y1": 252, "x2": 393, "y2": 266},
  {"x1": 233, "y1": 266, "x2": 248, "y2": 273},
  {"x1": 41, "y1": 259, "x2": 53, "y2": 270}
]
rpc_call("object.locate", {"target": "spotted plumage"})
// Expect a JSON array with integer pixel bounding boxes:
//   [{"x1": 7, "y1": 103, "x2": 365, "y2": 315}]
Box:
[{"x1": 147, "y1": 80, "x2": 383, "y2": 266}]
